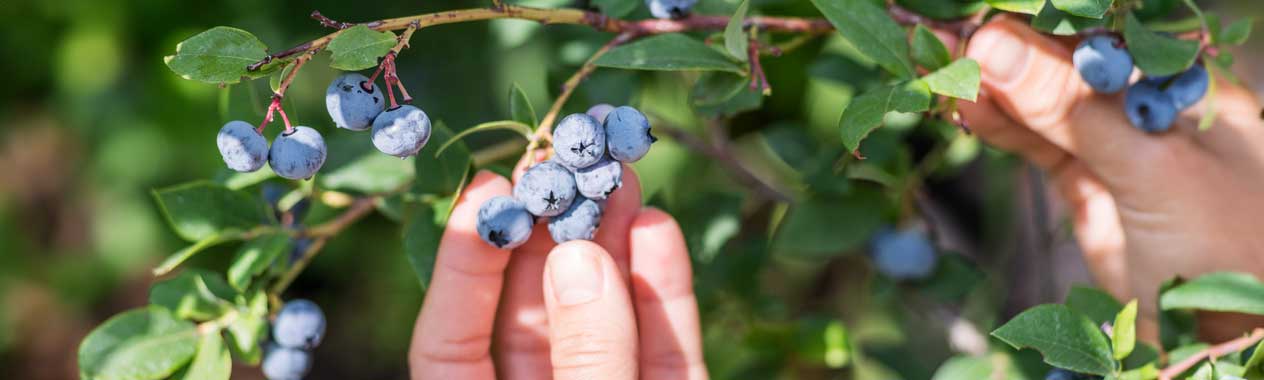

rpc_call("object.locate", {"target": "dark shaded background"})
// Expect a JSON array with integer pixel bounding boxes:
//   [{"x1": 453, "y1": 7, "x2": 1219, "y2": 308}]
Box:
[{"x1": 0, "y1": 0, "x2": 1259, "y2": 379}]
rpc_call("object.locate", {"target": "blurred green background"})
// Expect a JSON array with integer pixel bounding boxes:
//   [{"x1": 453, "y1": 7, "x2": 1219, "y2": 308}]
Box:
[{"x1": 0, "y1": 0, "x2": 1259, "y2": 379}]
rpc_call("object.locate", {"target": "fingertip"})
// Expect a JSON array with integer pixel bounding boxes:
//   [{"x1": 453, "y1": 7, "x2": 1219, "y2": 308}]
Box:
[
  {"x1": 630, "y1": 208, "x2": 680, "y2": 237},
  {"x1": 464, "y1": 170, "x2": 513, "y2": 203},
  {"x1": 629, "y1": 208, "x2": 691, "y2": 299}
]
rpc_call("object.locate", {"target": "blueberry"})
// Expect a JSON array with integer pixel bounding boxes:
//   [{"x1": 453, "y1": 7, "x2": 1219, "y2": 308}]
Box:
[
  {"x1": 513, "y1": 161, "x2": 577, "y2": 217},
  {"x1": 1125, "y1": 79, "x2": 1179, "y2": 133},
  {"x1": 1073, "y1": 35, "x2": 1134, "y2": 94},
  {"x1": 371, "y1": 105, "x2": 432, "y2": 158},
  {"x1": 574, "y1": 157, "x2": 622, "y2": 200},
  {"x1": 870, "y1": 228, "x2": 937, "y2": 280},
  {"x1": 325, "y1": 73, "x2": 385, "y2": 131},
  {"x1": 552, "y1": 113, "x2": 606, "y2": 169},
  {"x1": 1162, "y1": 64, "x2": 1209, "y2": 109},
  {"x1": 586, "y1": 104, "x2": 615, "y2": 124},
  {"x1": 217, "y1": 120, "x2": 269, "y2": 172},
  {"x1": 646, "y1": 0, "x2": 697, "y2": 19},
  {"x1": 548, "y1": 196, "x2": 603, "y2": 243},
  {"x1": 269, "y1": 126, "x2": 327, "y2": 180},
  {"x1": 272, "y1": 299, "x2": 326, "y2": 349},
  {"x1": 476, "y1": 196, "x2": 534, "y2": 249},
  {"x1": 262, "y1": 343, "x2": 312, "y2": 380},
  {"x1": 603, "y1": 106, "x2": 656, "y2": 163}
]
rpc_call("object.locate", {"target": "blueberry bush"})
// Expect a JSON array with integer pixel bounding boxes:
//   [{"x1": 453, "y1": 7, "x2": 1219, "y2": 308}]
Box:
[{"x1": 68, "y1": 0, "x2": 1264, "y2": 379}]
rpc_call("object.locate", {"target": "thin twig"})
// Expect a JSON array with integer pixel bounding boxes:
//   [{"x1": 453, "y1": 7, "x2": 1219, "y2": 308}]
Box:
[
  {"x1": 656, "y1": 124, "x2": 793, "y2": 202},
  {"x1": 269, "y1": 197, "x2": 377, "y2": 294},
  {"x1": 246, "y1": 5, "x2": 834, "y2": 72},
  {"x1": 1159, "y1": 328, "x2": 1264, "y2": 380}
]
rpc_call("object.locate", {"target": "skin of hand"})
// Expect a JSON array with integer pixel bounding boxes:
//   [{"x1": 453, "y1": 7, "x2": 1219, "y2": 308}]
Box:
[
  {"x1": 407, "y1": 162, "x2": 708, "y2": 380},
  {"x1": 957, "y1": 17, "x2": 1264, "y2": 341}
]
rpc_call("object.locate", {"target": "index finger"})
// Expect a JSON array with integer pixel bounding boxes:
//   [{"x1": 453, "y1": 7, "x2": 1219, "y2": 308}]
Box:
[{"x1": 410, "y1": 170, "x2": 513, "y2": 380}]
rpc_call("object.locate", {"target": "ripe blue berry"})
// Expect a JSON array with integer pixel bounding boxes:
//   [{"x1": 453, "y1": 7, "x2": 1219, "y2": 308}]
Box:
[
  {"x1": 477, "y1": 196, "x2": 534, "y2": 249},
  {"x1": 262, "y1": 343, "x2": 312, "y2": 380},
  {"x1": 1125, "y1": 79, "x2": 1179, "y2": 133},
  {"x1": 586, "y1": 104, "x2": 615, "y2": 124},
  {"x1": 548, "y1": 196, "x2": 603, "y2": 243},
  {"x1": 325, "y1": 73, "x2": 385, "y2": 131},
  {"x1": 272, "y1": 299, "x2": 326, "y2": 349},
  {"x1": 604, "y1": 106, "x2": 656, "y2": 163},
  {"x1": 870, "y1": 228, "x2": 937, "y2": 280},
  {"x1": 371, "y1": 105, "x2": 432, "y2": 158},
  {"x1": 1073, "y1": 35, "x2": 1134, "y2": 94},
  {"x1": 514, "y1": 161, "x2": 577, "y2": 217},
  {"x1": 574, "y1": 157, "x2": 622, "y2": 200},
  {"x1": 646, "y1": 0, "x2": 697, "y2": 19},
  {"x1": 1163, "y1": 64, "x2": 1209, "y2": 109},
  {"x1": 269, "y1": 127, "x2": 327, "y2": 180},
  {"x1": 552, "y1": 113, "x2": 606, "y2": 169},
  {"x1": 217, "y1": 120, "x2": 269, "y2": 172}
]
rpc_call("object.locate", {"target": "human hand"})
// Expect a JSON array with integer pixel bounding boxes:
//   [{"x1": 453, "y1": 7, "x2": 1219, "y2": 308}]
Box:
[
  {"x1": 407, "y1": 166, "x2": 707, "y2": 379},
  {"x1": 958, "y1": 17, "x2": 1264, "y2": 338}
]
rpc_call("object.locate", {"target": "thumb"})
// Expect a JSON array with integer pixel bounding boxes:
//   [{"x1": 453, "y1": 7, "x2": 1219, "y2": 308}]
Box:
[
  {"x1": 543, "y1": 241, "x2": 638, "y2": 380},
  {"x1": 965, "y1": 16, "x2": 1169, "y2": 184}
]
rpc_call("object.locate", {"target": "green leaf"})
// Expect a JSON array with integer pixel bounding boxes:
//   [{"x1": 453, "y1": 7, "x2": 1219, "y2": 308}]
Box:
[
  {"x1": 1051, "y1": 0, "x2": 1112, "y2": 19},
  {"x1": 319, "y1": 132, "x2": 416, "y2": 194},
  {"x1": 214, "y1": 166, "x2": 275, "y2": 190},
  {"x1": 911, "y1": 25, "x2": 951, "y2": 71},
  {"x1": 1123, "y1": 342, "x2": 1160, "y2": 370},
  {"x1": 164, "y1": 27, "x2": 269, "y2": 84},
  {"x1": 414, "y1": 122, "x2": 472, "y2": 196},
  {"x1": 774, "y1": 189, "x2": 887, "y2": 258},
  {"x1": 897, "y1": 0, "x2": 989, "y2": 20},
  {"x1": 225, "y1": 290, "x2": 268, "y2": 365},
  {"x1": 326, "y1": 25, "x2": 397, "y2": 71},
  {"x1": 592, "y1": 0, "x2": 639, "y2": 18},
  {"x1": 153, "y1": 233, "x2": 235, "y2": 276},
  {"x1": 839, "y1": 80, "x2": 932, "y2": 153},
  {"x1": 171, "y1": 331, "x2": 230, "y2": 380},
  {"x1": 226, "y1": 233, "x2": 291, "y2": 291},
  {"x1": 153, "y1": 181, "x2": 268, "y2": 242},
  {"x1": 1116, "y1": 363, "x2": 1158, "y2": 380},
  {"x1": 1113, "y1": 300, "x2": 1138, "y2": 360},
  {"x1": 1217, "y1": 17, "x2": 1254, "y2": 45},
  {"x1": 986, "y1": 0, "x2": 1046, "y2": 15},
  {"x1": 509, "y1": 83, "x2": 538, "y2": 127},
  {"x1": 991, "y1": 304, "x2": 1116, "y2": 376},
  {"x1": 1243, "y1": 339, "x2": 1264, "y2": 378},
  {"x1": 595, "y1": 34, "x2": 744, "y2": 73},
  {"x1": 403, "y1": 205, "x2": 442, "y2": 292},
  {"x1": 149, "y1": 270, "x2": 237, "y2": 321},
  {"x1": 78, "y1": 306, "x2": 199, "y2": 380},
  {"x1": 724, "y1": 0, "x2": 751, "y2": 62},
  {"x1": 434, "y1": 120, "x2": 533, "y2": 158},
  {"x1": 809, "y1": 0, "x2": 916, "y2": 78},
  {"x1": 922, "y1": 58, "x2": 980, "y2": 102},
  {"x1": 1160, "y1": 272, "x2": 1264, "y2": 315},
  {"x1": 1065, "y1": 285, "x2": 1124, "y2": 325},
  {"x1": 1124, "y1": 13, "x2": 1201, "y2": 76},
  {"x1": 691, "y1": 72, "x2": 750, "y2": 107},
  {"x1": 1031, "y1": 2, "x2": 1109, "y2": 35},
  {"x1": 930, "y1": 355, "x2": 993, "y2": 380}
]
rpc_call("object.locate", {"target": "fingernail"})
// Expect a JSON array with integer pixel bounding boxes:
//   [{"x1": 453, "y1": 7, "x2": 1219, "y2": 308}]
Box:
[
  {"x1": 549, "y1": 247, "x2": 603, "y2": 306},
  {"x1": 970, "y1": 29, "x2": 1028, "y2": 84}
]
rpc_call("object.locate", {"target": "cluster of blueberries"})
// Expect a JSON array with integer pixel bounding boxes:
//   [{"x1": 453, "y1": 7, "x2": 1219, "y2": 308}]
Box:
[
  {"x1": 476, "y1": 105, "x2": 656, "y2": 249},
  {"x1": 1072, "y1": 34, "x2": 1209, "y2": 133},
  {"x1": 261, "y1": 299, "x2": 326, "y2": 380},
  {"x1": 869, "y1": 227, "x2": 938, "y2": 281},
  {"x1": 216, "y1": 72, "x2": 432, "y2": 179}
]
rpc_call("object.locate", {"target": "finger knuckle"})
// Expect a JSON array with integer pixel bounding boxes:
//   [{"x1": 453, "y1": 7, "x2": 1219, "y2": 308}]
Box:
[{"x1": 551, "y1": 325, "x2": 624, "y2": 371}]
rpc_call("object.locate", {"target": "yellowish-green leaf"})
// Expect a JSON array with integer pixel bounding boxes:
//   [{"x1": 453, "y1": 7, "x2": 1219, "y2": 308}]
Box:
[
  {"x1": 922, "y1": 58, "x2": 980, "y2": 102},
  {"x1": 1113, "y1": 300, "x2": 1138, "y2": 360},
  {"x1": 327, "y1": 25, "x2": 397, "y2": 71}
]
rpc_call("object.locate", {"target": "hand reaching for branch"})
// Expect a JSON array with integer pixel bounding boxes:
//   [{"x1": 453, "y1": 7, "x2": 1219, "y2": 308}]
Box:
[
  {"x1": 957, "y1": 17, "x2": 1264, "y2": 340},
  {"x1": 407, "y1": 167, "x2": 707, "y2": 379}
]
